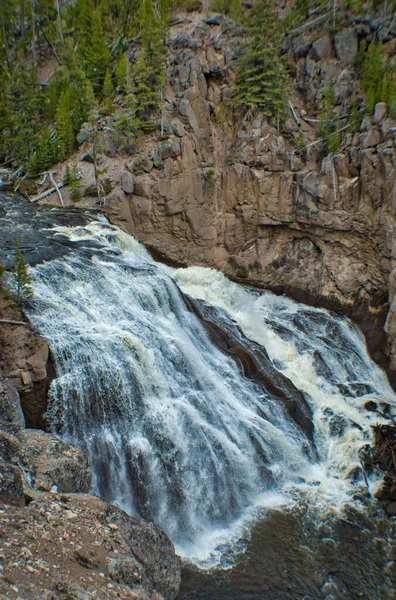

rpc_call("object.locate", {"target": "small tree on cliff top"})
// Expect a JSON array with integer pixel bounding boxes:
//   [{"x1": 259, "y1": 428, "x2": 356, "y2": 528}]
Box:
[{"x1": 12, "y1": 238, "x2": 34, "y2": 304}]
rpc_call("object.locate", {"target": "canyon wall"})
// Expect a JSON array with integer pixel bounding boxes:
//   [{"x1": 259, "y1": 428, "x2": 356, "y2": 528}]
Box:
[{"x1": 94, "y1": 8, "x2": 396, "y2": 383}]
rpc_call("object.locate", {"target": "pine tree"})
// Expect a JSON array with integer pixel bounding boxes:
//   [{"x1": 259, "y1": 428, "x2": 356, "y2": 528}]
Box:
[
  {"x1": 232, "y1": 0, "x2": 288, "y2": 122},
  {"x1": 28, "y1": 128, "x2": 57, "y2": 177},
  {"x1": 12, "y1": 238, "x2": 34, "y2": 304},
  {"x1": 56, "y1": 89, "x2": 75, "y2": 160},
  {"x1": 102, "y1": 67, "x2": 114, "y2": 114},
  {"x1": 82, "y1": 10, "x2": 111, "y2": 93},
  {"x1": 116, "y1": 53, "x2": 128, "y2": 91},
  {"x1": 320, "y1": 85, "x2": 341, "y2": 153}
]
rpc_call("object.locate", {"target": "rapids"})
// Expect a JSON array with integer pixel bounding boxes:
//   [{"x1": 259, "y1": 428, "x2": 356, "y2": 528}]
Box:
[{"x1": 24, "y1": 218, "x2": 396, "y2": 569}]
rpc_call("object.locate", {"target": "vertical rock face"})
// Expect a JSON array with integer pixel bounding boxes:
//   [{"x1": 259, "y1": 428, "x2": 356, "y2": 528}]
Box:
[
  {"x1": 0, "y1": 294, "x2": 54, "y2": 428},
  {"x1": 102, "y1": 10, "x2": 396, "y2": 384}
]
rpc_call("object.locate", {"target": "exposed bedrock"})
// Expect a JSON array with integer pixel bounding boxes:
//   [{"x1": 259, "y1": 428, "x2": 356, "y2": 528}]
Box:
[{"x1": 100, "y1": 13, "x2": 396, "y2": 386}]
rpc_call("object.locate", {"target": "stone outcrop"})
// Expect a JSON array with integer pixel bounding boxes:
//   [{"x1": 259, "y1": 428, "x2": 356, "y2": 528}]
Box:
[
  {"x1": 89, "y1": 8, "x2": 396, "y2": 384},
  {"x1": 0, "y1": 294, "x2": 53, "y2": 429}
]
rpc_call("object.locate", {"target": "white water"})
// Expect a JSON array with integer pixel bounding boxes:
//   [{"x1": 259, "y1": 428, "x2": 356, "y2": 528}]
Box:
[{"x1": 27, "y1": 222, "x2": 396, "y2": 567}]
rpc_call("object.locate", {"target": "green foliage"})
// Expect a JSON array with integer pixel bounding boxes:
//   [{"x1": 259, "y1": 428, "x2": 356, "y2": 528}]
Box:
[
  {"x1": 0, "y1": 0, "x2": 172, "y2": 172},
  {"x1": 348, "y1": 92, "x2": 363, "y2": 134},
  {"x1": 296, "y1": 129, "x2": 307, "y2": 155},
  {"x1": 80, "y1": 10, "x2": 112, "y2": 93},
  {"x1": 63, "y1": 161, "x2": 82, "y2": 201},
  {"x1": 362, "y1": 42, "x2": 396, "y2": 116},
  {"x1": 232, "y1": 0, "x2": 288, "y2": 122},
  {"x1": 12, "y1": 238, "x2": 34, "y2": 304},
  {"x1": 116, "y1": 54, "x2": 128, "y2": 91},
  {"x1": 320, "y1": 85, "x2": 341, "y2": 154}
]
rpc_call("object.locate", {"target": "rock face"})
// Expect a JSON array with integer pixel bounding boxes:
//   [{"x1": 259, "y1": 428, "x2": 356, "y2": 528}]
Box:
[
  {"x1": 0, "y1": 294, "x2": 53, "y2": 429},
  {"x1": 99, "y1": 10, "x2": 396, "y2": 385}
]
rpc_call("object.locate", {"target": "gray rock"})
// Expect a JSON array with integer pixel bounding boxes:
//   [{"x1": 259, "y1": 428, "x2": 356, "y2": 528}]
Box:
[
  {"x1": 292, "y1": 35, "x2": 309, "y2": 59},
  {"x1": 76, "y1": 123, "x2": 92, "y2": 146},
  {"x1": 158, "y1": 137, "x2": 181, "y2": 160},
  {"x1": 334, "y1": 29, "x2": 358, "y2": 65},
  {"x1": 373, "y1": 103, "x2": 387, "y2": 124},
  {"x1": 23, "y1": 430, "x2": 92, "y2": 493},
  {"x1": 102, "y1": 134, "x2": 118, "y2": 157},
  {"x1": 0, "y1": 457, "x2": 24, "y2": 506},
  {"x1": 360, "y1": 129, "x2": 382, "y2": 149},
  {"x1": 121, "y1": 171, "x2": 134, "y2": 195},
  {"x1": 172, "y1": 120, "x2": 185, "y2": 137},
  {"x1": 310, "y1": 35, "x2": 333, "y2": 61},
  {"x1": 0, "y1": 378, "x2": 25, "y2": 427},
  {"x1": 104, "y1": 503, "x2": 181, "y2": 600}
]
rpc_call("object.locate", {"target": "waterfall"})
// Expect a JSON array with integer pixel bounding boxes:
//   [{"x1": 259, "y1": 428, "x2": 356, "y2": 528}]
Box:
[{"x1": 27, "y1": 220, "x2": 396, "y2": 566}]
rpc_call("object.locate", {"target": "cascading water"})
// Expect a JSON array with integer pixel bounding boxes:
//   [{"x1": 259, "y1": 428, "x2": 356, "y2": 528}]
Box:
[{"x1": 26, "y1": 219, "x2": 396, "y2": 568}]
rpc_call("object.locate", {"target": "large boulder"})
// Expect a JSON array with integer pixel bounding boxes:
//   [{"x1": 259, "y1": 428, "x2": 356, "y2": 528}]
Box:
[{"x1": 23, "y1": 429, "x2": 92, "y2": 493}]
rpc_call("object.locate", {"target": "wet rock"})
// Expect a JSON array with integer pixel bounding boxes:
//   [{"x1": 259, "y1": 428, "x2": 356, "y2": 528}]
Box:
[
  {"x1": 121, "y1": 171, "x2": 134, "y2": 195},
  {"x1": 364, "y1": 400, "x2": 378, "y2": 411}
]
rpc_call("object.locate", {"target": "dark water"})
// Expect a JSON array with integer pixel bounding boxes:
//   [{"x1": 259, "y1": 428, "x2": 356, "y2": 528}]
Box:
[{"x1": 178, "y1": 503, "x2": 395, "y2": 600}]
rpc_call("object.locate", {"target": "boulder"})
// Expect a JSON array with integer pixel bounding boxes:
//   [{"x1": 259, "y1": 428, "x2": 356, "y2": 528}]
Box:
[
  {"x1": 158, "y1": 137, "x2": 181, "y2": 160},
  {"x1": 0, "y1": 377, "x2": 25, "y2": 427},
  {"x1": 76, "y1": 123, "x2": 93, "y2": 145},
  {"x1": 310, "y1": 35, "x2": 333, "y2": 61},
  {"x1": 0, "y1": 457, "x2": 24, "y2": 506},
  {"x1": 23, "y1": 430, "x2": 92, "y2": 493},
  {"x1": 334, "y1": 29, "x2": 358, "y2": 65},
  {"x1": 373, "y1": 103, "x2": 387, "y2": 124},
  {"x1": 121, "y1": 171, "x2": 134, "y2": 195}
]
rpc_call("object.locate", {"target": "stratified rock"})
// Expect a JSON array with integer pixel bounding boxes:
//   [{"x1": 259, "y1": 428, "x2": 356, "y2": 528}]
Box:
[
  {"x1": 121, "y1": 171, "x2": 134, "y2": 194},
  {"x1": 23, "y1": 430, "x2": 92, "y2": 493}
]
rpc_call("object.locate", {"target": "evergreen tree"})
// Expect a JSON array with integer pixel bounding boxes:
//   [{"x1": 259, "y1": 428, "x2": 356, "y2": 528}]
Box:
[
  {"x1": 82, "y1": 10, "x2": 111, "y2": 93},
  {"x1": 362, "y1": 41, "x2": 395, "y2": 115},
  {"x1": 102, "y1": 67, "x2": 114, "y2": 113},
  {"x1": 116, "y1": 53, "x2": 128, "y2": 91},
  {"x1": 320, "y1": 85, "x2": 341, "y2": 153},
  {"x1": 55, "y1": 89, "x2": 75, "y2": 160},
  {"x1": 28, "y1": 128, "x2": 57, "y2": 177},
  {"x1": 12, "y1": 238, "x2": 34, "y2": 304},
  {"x1": 232, "y1": 0, "x2": 288, "y2": 122}
]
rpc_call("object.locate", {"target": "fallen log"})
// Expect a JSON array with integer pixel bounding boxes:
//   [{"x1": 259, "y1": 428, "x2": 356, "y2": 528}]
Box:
[
  {"x1": 0, "y1": 319, "x2": 29, "y2": 326},
  {"x1": 30, "y1": 181, "x2": 65, "y2": 203}
]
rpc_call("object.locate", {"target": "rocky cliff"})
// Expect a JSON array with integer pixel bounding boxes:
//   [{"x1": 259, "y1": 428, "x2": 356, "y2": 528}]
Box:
[{"x1": 50, "y1": 4, "x2": 396, "y2": 384}]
